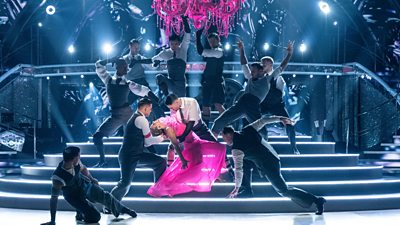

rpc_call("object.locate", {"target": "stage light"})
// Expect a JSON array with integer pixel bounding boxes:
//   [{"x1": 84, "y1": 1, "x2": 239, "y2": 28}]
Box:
[
  {"x1": 81, "y1": 74, "x2": 84, "y2": 79},
  {"x1": 102, "y1": 43, "x2": 113, "y2": 54},
  {"x1": 299, "y1": 43, "x2": 307, "y2": 53},
  {"x1": 46, "y1": 5, "x2": 56, "y2": 15},
  {"x1": 263, "y1": 42, "x2": 270, "y2": 51},
  {"x1": 144, "y1": 43, "x2": 151, "y2": 51},
  {"x1": 310, "y1": 74, "x2": 314, "y2": 78},
  {"x1": 38, "y1": 22, "x2": 43, "y2": 27},
  {"x1": 46, "y1": 76, "x2": 50, "y2": 80},
  {"x1": 292, "y1": 74, "x2": 296, "y2": 78},
  {"x1": 319, "y1": 1, "x2": 330, "y2": 14},
  {"x1": 333, "y1": 21, "x2": 338, "y2": 26},
  {"x1": 327, "y1": 75, "x2": 330, "y2": 79},
  {"x1": 235, "y1": 74, "x2": 239, "y2": 77},
  {"x1": 63, "y1": 75, "x2": 67, "y2": 79},
  {"x1": 224, "y1": 42, "x2": 231, "y2": 51},
  {"x1": 67, "y1": 45, "x2": 75, "y2": 54}
]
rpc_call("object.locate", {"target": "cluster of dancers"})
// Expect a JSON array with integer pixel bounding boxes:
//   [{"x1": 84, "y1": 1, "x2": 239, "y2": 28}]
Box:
[{"x1": 41, "y1": 15, "x2": 326, "y2": 225}]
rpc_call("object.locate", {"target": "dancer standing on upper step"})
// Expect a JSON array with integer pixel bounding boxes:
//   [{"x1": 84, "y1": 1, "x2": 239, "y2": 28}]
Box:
[
  {"x1": 211, "y1": 39, "x2": 294, "y2": 139},
  {"x1": 132, "y1": 15, "x2": 191, "y2": 97},
  {"x1": 92, "y1": 58, "x2": 161, "y2": 167},
  {"x1": 195, "y1": 29, "x2": 226, "y2": 126},
  {"x1": 259, "y1": 64, "x2": 300, "y2": 154}
]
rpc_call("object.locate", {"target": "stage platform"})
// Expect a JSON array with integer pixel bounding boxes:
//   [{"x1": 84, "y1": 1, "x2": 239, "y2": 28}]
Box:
[{"x1": 1, "y1": 136, "x2": 400, "y2": 213}]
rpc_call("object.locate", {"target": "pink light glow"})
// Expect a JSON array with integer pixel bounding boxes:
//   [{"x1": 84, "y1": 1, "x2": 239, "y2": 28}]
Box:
[{"x1": 153, "y1": 0, "x2": 244, "y2": 37}]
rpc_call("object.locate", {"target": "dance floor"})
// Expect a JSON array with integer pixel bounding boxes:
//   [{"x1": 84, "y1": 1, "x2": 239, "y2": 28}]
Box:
[{"x1": 1, "y1": 208, "x2": 399, "y2": 225}]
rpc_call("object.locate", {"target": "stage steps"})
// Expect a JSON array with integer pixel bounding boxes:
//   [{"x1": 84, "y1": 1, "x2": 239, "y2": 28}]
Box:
[
  {"x1": 67, "y1": 141, "x2": 336, "y2": 155},
  {"x1": 1, "y1": 137, "x2": 400, "y2": 213},
  {"x1": 362, "y1": 135, "x2": 400, "y2": 173}
]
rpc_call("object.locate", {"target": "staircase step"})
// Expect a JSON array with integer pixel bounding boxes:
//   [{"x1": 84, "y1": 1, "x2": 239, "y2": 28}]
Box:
[
  {"x1": 1, "y1": 177, "x2": 399, "y2": 197},
  {"x1": 1, "y1": 191, "x2": 400, "y2": 213},
  {"x1": 20, "y1": 165, "x2": 383, "y2": 182},
  {"x1": 43, "y1": 154, "x2": 360, "y2": 168},
  {"x1": 67, "y1": 142, "x2": 336, "y2": 155},
  {"x1": 363, "y1": 151, "x2": 400, "y2": 160},
  {"x1": 88, "y1": 136, "x2": 313, "y2": 143}
]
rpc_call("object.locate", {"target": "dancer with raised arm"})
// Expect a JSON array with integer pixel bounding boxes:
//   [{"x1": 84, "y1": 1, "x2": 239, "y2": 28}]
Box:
[{"x1": 221, "y1": 116, "x2": 326, "y2": 215}]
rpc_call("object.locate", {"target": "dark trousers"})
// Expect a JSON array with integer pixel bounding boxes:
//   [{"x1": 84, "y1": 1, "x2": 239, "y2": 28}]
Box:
[
  {"x1": 246, "y1": 145, "x2": 317, "y2": 208},
  {"x1": 64, "y1": 184, "x2": 126, "y2": 223},
  {"x1": 262, "y1": 102, "x2": 297, "y2": 150},
  {"x1": 211, "y1": 93, "x2": 267, "y2": 137},
  {"x1": 111, "y1": 149, "x2": 166, "y2": 201},
  {"x1": 93, "y1": 107, "x2": 133, "y2": 162},
  {"x1": 156, "y1": 74, "x2": 186, "y2": 97},
  {"x1": 193, "y1": 121, "x2": 217, "y2": 142}
]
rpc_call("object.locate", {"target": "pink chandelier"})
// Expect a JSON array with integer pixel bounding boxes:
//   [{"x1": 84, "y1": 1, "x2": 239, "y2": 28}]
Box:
[{"x1": 152, "y1": 0, "x2": 244, "y2": 37}]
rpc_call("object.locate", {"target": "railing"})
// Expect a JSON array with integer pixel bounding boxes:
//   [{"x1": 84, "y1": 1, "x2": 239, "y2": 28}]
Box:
[{"x1": 1, "y1": 62, "x2": 399, "y2": 154}]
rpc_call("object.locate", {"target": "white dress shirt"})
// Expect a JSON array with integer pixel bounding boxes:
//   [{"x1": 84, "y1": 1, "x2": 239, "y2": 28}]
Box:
[
  {"x1": 152, "y1": 32, "x2": 191, "y2": 62},
  {"x1": 170, "y1": 97, "x2": 202, "y2": 126}
]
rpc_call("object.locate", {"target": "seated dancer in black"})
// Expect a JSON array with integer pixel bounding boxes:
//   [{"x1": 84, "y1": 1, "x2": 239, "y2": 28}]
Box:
[
  {"x1": 131, "y1": 15, "x2": 190, "y2": 97},
  {"x1": 110, "y1": 98, "x2": 166, "y2": 202},
  {"x1": 260, "y1": 72, "x2": 300, "y2": 155},
  {"x1": 196, "y1": 29, "x2": 226, "y2": 125},
  {"x1": 221, "y1": 116, "x2": 326, "y2": 215},
  {"x1": 92, "y1": 58, "x2": 161, "y2": 167},
  {"x1": 211, "y1": 40, "x2": 293, "y2": 138},
  {"x1": 40, "y1": 146, "x2": 137, "y2": 225}
]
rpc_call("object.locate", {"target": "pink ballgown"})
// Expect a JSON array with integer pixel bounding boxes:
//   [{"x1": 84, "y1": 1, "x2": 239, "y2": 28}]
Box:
[{"x1": 147, "y1": 116, "x2": 226, "y2": 197}]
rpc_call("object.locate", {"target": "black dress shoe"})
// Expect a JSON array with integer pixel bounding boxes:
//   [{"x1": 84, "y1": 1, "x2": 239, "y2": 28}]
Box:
[
  {"x1": 121, "y1": 207, "x2": 137, "y2": 218},
  {"x1": 315, "y1": 197, "x2": 326, "y2": 215},
  {"x1": 236, "y1": 188, "x2": 254, "y2": 198},
  {"x1": 93, "y1": 161, "x2": 107, "y2": 168},
  {"x1": 75, "y1": 212, "x2": 84, "y2": 221}
]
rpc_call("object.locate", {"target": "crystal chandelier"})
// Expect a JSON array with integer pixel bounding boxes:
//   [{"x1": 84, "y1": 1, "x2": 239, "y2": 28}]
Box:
[{"x1": 152, "y1": 0, "x2": 244, "y2": 37}]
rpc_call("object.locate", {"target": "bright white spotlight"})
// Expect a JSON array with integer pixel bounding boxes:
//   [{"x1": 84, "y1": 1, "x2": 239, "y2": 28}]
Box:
[
  {"x1": 333, "y1": 21, "x2": 338, "y2": 26},
  {"x1": 326, "y1": 75, "x2": 330, "y2": 79},
  {"x1": 292, "y1": 74, "x2": 296, "y2": 78},
  {"x1": 319, "y1": 1, "x2": 330, "y2": 14},
  {"x1": 63, "y1": 75, "x2": 67, "y2": 79},
  {"x1": 46, "y1": 5, "x2": 56, "y2": 15},
  {"x1": 310, "y1": 74, "x2": 314, "y2": 78},
  {"x1": 38, "y1": 22, "x2": 43, "y2": 27},
  {"x1": 299, "y1": 43, "x2": 307, "y2": 53},
  {"x1": 80, "y1": 75, "x2": 84, "y2": 79},
  {"x1": 224, "y1": 42, "x2": 231, "y2": 51},
  {"x1": 46, "y1": 76, "x2": 50, "y2": 80},
  {"x1": 102, "y1": 43, "x2": 113, "y2": 54},
  {"x1": 67, "y1": 45, "x2": 75, "y2": 54},
  {"x1": 89, "y1": 82, "x2": 94, "y2": 89},
  {"x1": 263, "y1": 42, "x2": 270, "y2": 51},
  {"x1": 144, "y1": 43, "x2": 151, "y2": 51}
]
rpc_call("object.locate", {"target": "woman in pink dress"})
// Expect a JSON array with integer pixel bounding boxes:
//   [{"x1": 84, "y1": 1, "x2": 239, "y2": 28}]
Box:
[{"x1": 147, "y1": 116, "x2": 226, "y2": 197}]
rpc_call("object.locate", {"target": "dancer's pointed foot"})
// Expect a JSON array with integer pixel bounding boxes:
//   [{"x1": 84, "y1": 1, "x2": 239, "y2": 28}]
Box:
[
  {"x1": 93, "y1": 161, "x2": 107, "y2": 168},
  {"x1": 236, "y1": 187, "x2": 254, "y2": 198},
  {"x1": 315, "y1": 197, "x2": 326, "y2": 215},
  {"x1": 293, "y1": 148, "x2": 301, "y2": 155},
  {"x1": 121, "y1": 207, "x2": 137, "y2": 218}
]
